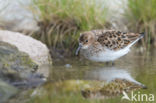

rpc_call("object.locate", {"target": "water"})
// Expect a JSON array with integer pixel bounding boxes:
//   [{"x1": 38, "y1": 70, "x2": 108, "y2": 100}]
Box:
[{"x1": 7, "y1": 49, "x2": 156, "y2": 103}]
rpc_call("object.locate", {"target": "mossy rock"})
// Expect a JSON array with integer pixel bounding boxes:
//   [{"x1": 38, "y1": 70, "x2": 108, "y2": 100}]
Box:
[
  {"x1": 0, "y1": 79, "x2": 18, "y2": 103},
  {"x1": 0, "y1": 41, "x2": 44, "y2": 87}
]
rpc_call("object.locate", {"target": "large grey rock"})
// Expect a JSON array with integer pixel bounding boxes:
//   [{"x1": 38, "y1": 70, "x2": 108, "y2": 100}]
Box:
[
  {"x1": 0, "y1": 30, "x2": 52, "y2": 77},
  {"x1": 0, "y1": 0, "x2": 39, "y2": 32}
]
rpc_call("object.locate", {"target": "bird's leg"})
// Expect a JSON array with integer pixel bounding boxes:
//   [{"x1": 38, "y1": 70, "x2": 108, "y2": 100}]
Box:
[
  {"x1": 105, "y1": 61, "x2": 115, "y2": 66},
  {"x1": 112, "y1": 61, "x2": 115, "y2": 66},
  {"x1": 105, "y1": 62, "x2": 109, "y2": 66}
]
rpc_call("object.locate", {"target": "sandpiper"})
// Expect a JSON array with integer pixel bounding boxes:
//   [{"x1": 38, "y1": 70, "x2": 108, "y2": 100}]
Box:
[{"x1": 76, "y1": 30, "x2": 144, "y2": 62}]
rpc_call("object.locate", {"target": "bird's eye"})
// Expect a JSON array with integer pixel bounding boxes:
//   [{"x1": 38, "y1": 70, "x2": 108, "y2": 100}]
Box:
[{"x1": 85, "y1": 40, "x2": 88, "y2": 42}]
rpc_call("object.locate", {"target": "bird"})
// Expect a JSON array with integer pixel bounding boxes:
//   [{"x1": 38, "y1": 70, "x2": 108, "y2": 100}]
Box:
[{"x1": 75, "y1": 30, "x2": 144, "y2": 63}]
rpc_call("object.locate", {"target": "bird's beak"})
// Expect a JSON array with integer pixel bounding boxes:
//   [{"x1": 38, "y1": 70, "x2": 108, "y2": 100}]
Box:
[{"x1": 75, "y1": 44, "x2": 82, "y2": 55}]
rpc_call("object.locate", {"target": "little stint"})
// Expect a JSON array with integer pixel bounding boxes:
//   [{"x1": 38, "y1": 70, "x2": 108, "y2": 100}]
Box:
[{"x1": 76, "y1": 30, "x2": 144, "y2": 62}]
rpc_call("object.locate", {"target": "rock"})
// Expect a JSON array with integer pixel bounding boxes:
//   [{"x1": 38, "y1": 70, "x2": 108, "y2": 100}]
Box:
[
  {"x1": 65, "y1": 64, "x2": 72, "y2": 68},
  {"x1": 0, "y1": 0, "x2": 39, "y2": 33},
  {"x1": 0, "y1": 79, "x2": 18, "y2": 103},
  {"x1": 0, "y1": 41, "x2": 46, "y2": 87},
  {"x1": 0, "y1": 40, "x2": 47, "y2": 102},
  {"x1": 0, "y1": 30, "x2": 52, "y2": 77}
]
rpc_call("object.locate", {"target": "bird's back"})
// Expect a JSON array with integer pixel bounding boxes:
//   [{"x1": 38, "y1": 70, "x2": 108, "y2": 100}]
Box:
[{"x1": 91, "y1": 30, "x2": 144, "y2": 51}]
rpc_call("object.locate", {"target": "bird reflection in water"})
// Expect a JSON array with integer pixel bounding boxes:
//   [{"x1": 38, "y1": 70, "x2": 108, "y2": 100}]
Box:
[{"x1": 82, "y1": 67, "x2": 147, "y2": 99}]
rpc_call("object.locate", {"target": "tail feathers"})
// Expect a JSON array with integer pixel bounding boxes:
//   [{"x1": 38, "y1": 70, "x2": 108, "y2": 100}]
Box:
[{"x1": 127, "y1": 32, "x2": 144, "y2": 48}]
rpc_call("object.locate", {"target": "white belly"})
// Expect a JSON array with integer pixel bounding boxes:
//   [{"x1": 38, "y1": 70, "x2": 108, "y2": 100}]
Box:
[{"x1": 84, "y1": 47, "x2": 130, "y2": 62}]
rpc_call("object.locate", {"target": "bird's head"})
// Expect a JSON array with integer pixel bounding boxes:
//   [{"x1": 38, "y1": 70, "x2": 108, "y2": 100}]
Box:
[{"x1": 75, "y1": 31, "x2": 95, "y2": 55}]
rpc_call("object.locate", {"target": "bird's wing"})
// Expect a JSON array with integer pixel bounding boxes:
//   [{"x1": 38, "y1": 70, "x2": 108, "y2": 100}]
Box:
[
  {"x1": 96, "y1": 30, "x2": 144, "y2": 50},
  {"x1": 91, "y1": 30, "x2": 115, "y2": 38}
]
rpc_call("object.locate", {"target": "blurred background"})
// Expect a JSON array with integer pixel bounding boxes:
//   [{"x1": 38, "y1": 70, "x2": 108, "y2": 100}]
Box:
[
  {"x1": 0, "y1": 0, "x2": 156, "y2": 103},
  {"x1": 0, "y1": 0, "x2": 155, "y2": 58}
]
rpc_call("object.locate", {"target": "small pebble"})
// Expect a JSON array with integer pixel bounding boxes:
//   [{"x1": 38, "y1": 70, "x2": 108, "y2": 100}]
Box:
[{"x1": 65, "y1": 64, "x2": 72, "y2": 68}]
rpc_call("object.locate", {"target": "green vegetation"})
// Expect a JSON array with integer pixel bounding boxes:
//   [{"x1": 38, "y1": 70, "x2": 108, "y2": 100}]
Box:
[
  {"x1": 31, "y1": 0, "x2": 108, "y2": 56},
  {"x1": 125, "y1": 0, "x2": 156, "y2": 48},
  {"x1": 31, "y1": 0, "x2": 156, "y2": 56}
]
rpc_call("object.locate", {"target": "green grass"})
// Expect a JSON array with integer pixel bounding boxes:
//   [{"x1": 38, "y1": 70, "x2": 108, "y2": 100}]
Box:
[
  {"x1": 31, "y1": 0, "x2": 108, "y2": 56},
  {"x1": 125, "y1": 0, "x2": 156, "y2": 48}
]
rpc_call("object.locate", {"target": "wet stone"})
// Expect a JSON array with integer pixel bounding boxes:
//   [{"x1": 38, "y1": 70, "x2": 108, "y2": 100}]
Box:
[
  {"x1": 0, "y1": 41, "x2": 45, "y2": 88},
  {"x1": 0, "y1": 79, "x2": 18, "y2": 103}
]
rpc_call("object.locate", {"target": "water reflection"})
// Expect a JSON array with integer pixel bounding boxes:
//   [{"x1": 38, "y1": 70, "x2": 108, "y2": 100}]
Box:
[
  {"x1": 85, "y1": 66, "x2": 146, "y2": 88},
  {"x1": 6, "y1": 49, "x2": 156, "y2": 102},
  {"x1": 81, "y1": 66, "x2": 147, "y2": 99}
]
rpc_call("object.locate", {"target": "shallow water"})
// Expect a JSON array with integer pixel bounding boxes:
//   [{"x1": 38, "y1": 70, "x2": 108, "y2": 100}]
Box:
[{"x1": 8, "y1": 49, "x2": 156, "y2": 103}]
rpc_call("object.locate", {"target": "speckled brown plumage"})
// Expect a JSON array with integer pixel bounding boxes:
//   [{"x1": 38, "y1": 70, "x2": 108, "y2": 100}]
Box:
[
  {"x1": 76, "y1": 29, "x2": 144, "y2": 62},
  {"x1": 91, "y1": 30, "x2": 142, "y2": 50}
]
